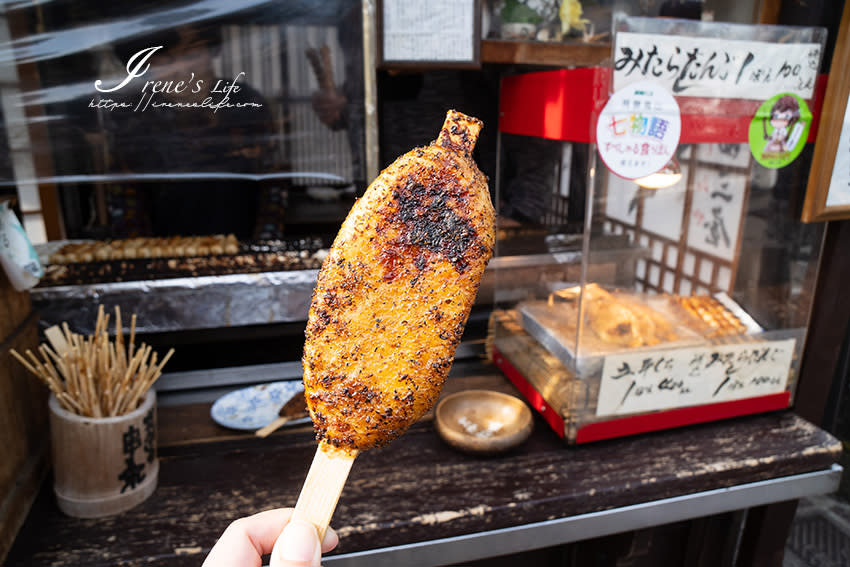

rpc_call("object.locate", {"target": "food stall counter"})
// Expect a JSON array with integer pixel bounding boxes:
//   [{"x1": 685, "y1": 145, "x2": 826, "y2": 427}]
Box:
[{"x1": 4, "y1": 364, "x2": 842, "y2": 567}]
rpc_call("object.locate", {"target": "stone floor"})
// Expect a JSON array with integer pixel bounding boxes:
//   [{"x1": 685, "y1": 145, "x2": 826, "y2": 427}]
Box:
[{"x1": 784, "y1": 494, "x2": 850, "y2": 567}]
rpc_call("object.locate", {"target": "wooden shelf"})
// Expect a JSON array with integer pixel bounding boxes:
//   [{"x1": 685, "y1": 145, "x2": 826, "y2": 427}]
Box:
[
  {"x1": 5, "y1": 368, "x2": 842, "y2": 566},
  {"x1": 481, "y1": 39, "x2": 610, "y2": 67}
]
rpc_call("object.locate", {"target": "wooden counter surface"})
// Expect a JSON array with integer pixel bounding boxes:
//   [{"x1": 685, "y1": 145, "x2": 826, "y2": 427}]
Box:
[{"x1": 4, "y1": 365, "x2": 842, "y2": 566}]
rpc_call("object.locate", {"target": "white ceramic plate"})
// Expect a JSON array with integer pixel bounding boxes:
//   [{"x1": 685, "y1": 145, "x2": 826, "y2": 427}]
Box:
[{"x1": 210, "y1": 381, "x2": 309, "y2": 430}]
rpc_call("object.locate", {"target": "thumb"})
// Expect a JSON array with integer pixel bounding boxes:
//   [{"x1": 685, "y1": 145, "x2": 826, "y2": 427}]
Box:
[{"x1": 270, "y1": 519, "x2": 322, "y2": 567}]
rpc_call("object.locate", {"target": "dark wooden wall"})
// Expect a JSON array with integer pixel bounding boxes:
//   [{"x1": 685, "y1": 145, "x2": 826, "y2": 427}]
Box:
[{"x1": 0, "y1": 272, "x2": 48, "y2": 562}]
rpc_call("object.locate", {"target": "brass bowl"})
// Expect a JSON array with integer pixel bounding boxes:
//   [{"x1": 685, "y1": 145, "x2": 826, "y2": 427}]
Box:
[{"x1": 435, "y1": 390, "x2": 533, "y2": 455}]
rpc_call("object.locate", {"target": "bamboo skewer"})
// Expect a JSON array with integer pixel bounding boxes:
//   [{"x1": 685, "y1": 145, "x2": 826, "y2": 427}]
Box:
[
  {"x1": 291, "y1": 442, "x2": 358, "y2": 542},
  {"x1": 128, "y1": 314, "x2": 137, "y2": 361},
  {"x1": 255, "y1": 415, "x2": 298, "y2": 438},
  {"x1": 10, "y1": 305, "x2": 174, "y2": 417}
]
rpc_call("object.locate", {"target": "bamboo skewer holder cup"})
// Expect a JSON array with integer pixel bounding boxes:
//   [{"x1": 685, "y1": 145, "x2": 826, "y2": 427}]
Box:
[{"x1": 48, "y1": 389, "x2": 158, "y2": 518}]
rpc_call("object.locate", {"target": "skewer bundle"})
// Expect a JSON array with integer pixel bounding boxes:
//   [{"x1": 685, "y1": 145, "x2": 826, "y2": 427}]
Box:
[{"x1": 10, "y1": 305, "x2": 174, "y2": 417}]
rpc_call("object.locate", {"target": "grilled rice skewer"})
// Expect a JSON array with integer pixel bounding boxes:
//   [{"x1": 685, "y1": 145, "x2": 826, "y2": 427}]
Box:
[{"x1": 283, "y1": 110, "x2": 495, "y2": 548}]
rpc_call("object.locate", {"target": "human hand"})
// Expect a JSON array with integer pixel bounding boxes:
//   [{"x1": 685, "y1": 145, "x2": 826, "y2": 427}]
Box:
[
  {"x1": 311, "y1": 89, "x2": 347, "y2": 127},
  {"x1": 202, "y1": 508, "x2": 338, "y2": 567}
]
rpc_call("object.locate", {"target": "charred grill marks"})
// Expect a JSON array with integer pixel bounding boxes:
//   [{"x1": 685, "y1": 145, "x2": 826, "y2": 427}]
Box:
[{"x1": 385, "y1": 173, "x2": 479, "y2": 274}]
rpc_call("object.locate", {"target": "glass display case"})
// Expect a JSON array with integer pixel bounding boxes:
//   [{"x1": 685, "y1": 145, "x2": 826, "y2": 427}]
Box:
[
  {"x1": 0, "y1": 0, "x2": 378, "y2": 336},
  {"x1": 491, "y1": 16, "x2": 828, "y2": 443}
]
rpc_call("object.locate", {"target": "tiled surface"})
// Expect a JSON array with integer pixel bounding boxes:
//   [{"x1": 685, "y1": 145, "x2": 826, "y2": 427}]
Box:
[{"x1": 784, "y1": 494, "x2": 850, "y2": 567}]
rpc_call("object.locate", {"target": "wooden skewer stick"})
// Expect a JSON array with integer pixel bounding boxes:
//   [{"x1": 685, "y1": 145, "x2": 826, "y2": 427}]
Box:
[
  {"x1": 141, "y1": 348, "x2": 174, "y2": 395},
  {"x1": 112, "y1": 356, "x2": 140, "y2": 414},
  {"x1": 86, "y1": 364, "x2": 101, "y2": 418},
  {"x1": 77, "y1": 351, "x2": 94, "y2": 417},
  {"x1": 255, "y1": 417, "x2": 286, "y2": 438},
  {"x1": 93, "y1": 304, "x2": 105, "y2": 339},
  {"x1": 255, "y1": 415, "x2": 302, "y2": 438},
  {"x1": 101, "y1": 340, "x2": 113, "y2": 414},
  {"x1": 114, "y1": 305, "x2": 126, "y2": 372},
  {"x1": 10, "y1": 349, "x2": 43, "y2": 378},
  {"x1": 112, "y1": 345, "x2": 146, "y2": 410},
  {"x1": 57, "y1": 391, "x2": 83, "y2": 413},
  {"x1": 290, "y1": 442, "x2": 358, "y2": 542},
  {"x1": 10, "y1": 349, "x2": 67, "y2": 409},
  {"x1": 74, "y1": 353, "x2": 93, "y2": 417},
  {"x1": 60, "y1": 322, "x2": 74, "y2": 346},
  {"x1": 62, "y1": 351, "x2": 83, "y2": 415},
  {"x1": 24, "y1": 350, "x2": 54, "y2": 388},
  {"x1": 128, "y1": 314, "x2": 137, "y2": 360},
  {"x1": 37, "y1": 346, "x2": 66, "y2": 392}
]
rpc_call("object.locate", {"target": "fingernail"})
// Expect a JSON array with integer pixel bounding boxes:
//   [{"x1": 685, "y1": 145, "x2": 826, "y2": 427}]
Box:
[{"x1": 278, "y1": 519, "x2": 319, "y2": 563}]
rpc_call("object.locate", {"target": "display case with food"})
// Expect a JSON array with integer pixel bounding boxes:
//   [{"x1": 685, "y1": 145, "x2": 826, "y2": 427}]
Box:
[
  {"x1": 516, "y1": 283, "x2": 761, "y2": 375},
  {"x1": 0, "y1": 0, "x2": 375, "y2": 340},
  {"x1": 490, "y1": 16, "x2": 827, "y2": 443}
]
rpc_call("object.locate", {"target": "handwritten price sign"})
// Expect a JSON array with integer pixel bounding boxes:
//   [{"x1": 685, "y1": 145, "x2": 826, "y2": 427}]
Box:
[
  {"x1": 613, "y1": 33, "x2": 821, "y2": 100},
  {"x1": 596, "y1": 339, "x2": 795, "y2": 417}
]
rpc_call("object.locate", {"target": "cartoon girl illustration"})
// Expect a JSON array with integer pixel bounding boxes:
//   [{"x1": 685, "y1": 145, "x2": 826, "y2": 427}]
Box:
[{"x1": 762, "y1": 95, "x2": 804, "y2": 157}]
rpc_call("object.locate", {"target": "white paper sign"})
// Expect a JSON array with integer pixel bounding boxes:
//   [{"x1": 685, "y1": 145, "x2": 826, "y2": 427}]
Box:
[
  {"x1": 596, "y1": 339, "x2": 796, "y2": 417},
  {"x1": 597, "y1": 80, "x2": 681, "y2": 179},
  {"x1": 613, "y1": 32, "x2": 821, "y2": 100},
  {"x1": 826, "y1": 95, "x2": 850, "y2": 207},
  {"x1": 382, "y1": 0, "x2": 475, "y2": 62},
  {"x1": 686, "y1": 169, "x2": 747, "y2": 262}
]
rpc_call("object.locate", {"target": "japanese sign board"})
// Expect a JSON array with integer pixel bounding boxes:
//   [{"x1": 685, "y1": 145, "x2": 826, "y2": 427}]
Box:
[
  {"x1": 613, "y1": 32, "x2": 821, "y2": 100},
  {"x1": 686, "y1": 169, "x2": 747, "y2": 262},
  {"x1": 596, "y1": 80, "x2": 681, "y2": 180},
  {"x1": 596, "y1": 339, "x2": 796, "y2": 417}
]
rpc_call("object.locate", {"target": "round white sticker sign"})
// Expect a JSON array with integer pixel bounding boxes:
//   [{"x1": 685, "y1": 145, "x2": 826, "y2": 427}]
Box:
[{"x1": 596, "y1": 81, "x2": 681, "y2": 180}]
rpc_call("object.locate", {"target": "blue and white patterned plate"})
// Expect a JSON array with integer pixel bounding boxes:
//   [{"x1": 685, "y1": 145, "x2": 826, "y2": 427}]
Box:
[{"x1": 210, "y1": 381, "x2": 309, "y2": 430}]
